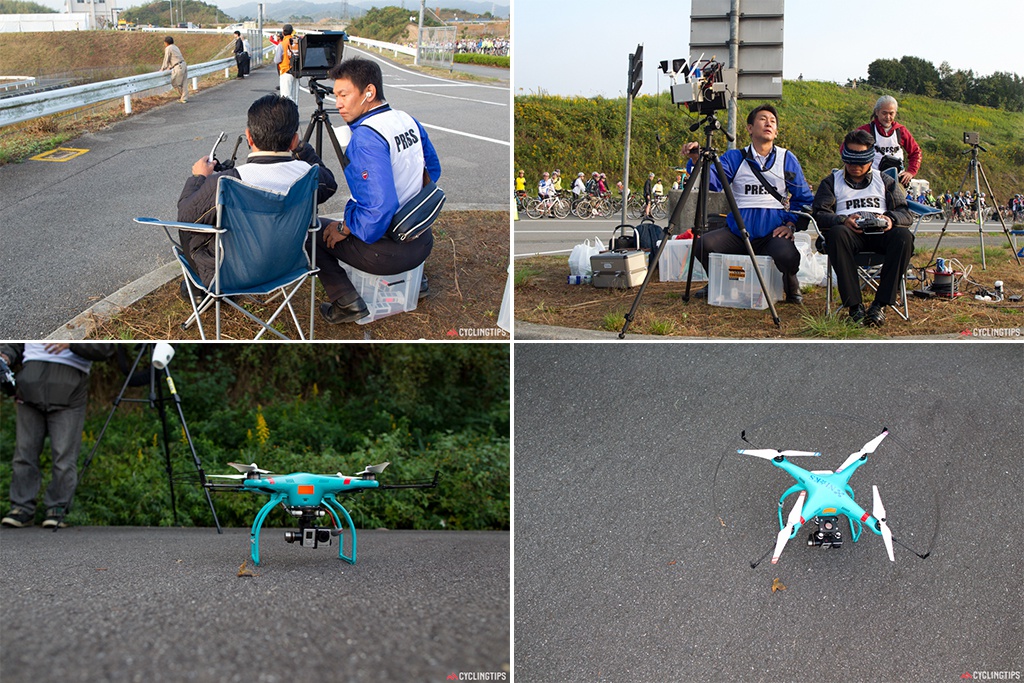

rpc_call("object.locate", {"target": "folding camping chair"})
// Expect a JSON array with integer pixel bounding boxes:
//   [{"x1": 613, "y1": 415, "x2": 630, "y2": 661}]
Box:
[
  {"x1": 795, "y1": 209, "x2": 910, "y2": 322},
  {"x1": 135, "y1": 166, "x2": 320, "y2": 339}
]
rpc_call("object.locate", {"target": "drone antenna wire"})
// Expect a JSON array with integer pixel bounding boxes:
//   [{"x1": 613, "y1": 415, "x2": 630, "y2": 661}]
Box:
[
  {"x1": 893, "y1": 536, "x2": 930, "y2": 560},
  {"x1": 750, "y1": 543, "x2": 774, "y2": 569}
]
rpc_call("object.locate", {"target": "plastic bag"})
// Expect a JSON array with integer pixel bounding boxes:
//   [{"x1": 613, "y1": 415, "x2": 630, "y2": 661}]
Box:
[
  {"x1": 794, "y1": 232, "x2": 827, "y2": 287},
  {"x1": 568, "y1": 237, "x2": 603, "y2": 277}
]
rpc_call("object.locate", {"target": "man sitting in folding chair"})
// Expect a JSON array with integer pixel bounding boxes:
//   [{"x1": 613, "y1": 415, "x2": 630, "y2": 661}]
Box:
[
  {"x1": 812, "y1": 129, "x2": 914, "y2": 327},
  {"x1": 140, "y1": 94, "x2": 338, "y2": 339},
  {"x1": 177, "y1": 95, "x2": 338, "y2": 291}
]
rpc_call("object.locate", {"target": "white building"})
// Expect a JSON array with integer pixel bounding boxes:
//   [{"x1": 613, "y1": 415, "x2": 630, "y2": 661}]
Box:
[{"x1": 0, "y1": 13, "x2": 95, "y2": 32}]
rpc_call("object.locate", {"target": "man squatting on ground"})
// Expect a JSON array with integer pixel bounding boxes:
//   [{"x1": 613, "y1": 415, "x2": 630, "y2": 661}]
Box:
[
  {"x1": 684, "y1": 104, "x2": 815, "y2": 304},
  {"x1": 314, "y1": 58, "x2": 442, "y2": 324},
  {"x1": 1, "y1": 343, "x2": 116, "y2": 529},
  {"x1": 176, "y1": 94, "x2": 337, "y2": 293},
  {"x1": 813, "y1": 129, "x2": 914, "y2": 327}
]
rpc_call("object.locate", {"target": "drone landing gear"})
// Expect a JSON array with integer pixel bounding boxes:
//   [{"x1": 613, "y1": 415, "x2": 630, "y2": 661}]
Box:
[{"x1": 249, "y1": 494, "x2": 357, "y2": 566}]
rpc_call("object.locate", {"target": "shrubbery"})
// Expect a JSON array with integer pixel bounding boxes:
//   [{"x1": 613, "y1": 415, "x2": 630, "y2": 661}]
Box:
[
  {"x1": 453, "y1": 53, "x2": 509, "y2": 68},
  {"x1": 0, "y1": 345, "x2": 509, "y2": 530}
]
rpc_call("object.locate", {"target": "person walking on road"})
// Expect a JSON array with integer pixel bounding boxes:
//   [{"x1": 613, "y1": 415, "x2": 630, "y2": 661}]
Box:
[{"x1": 161, "y1": 36, "x2": 189, "y2": 103}]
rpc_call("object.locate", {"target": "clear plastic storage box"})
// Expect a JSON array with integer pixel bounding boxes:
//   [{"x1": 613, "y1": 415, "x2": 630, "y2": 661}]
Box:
[
  {"x1": 707, "y1": 253, "x2": 783, "y2": 310},
  {"x1": 339, "y1": 261, "x2": 424, "y2": 324}
]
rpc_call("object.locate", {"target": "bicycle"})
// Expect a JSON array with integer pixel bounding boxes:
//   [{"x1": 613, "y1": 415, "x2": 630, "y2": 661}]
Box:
[{"x1": 526, "y1": 193, "x2": 571, "y2": 220}]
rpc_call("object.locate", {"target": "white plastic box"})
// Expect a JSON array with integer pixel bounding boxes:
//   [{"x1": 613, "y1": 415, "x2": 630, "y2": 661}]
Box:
[
  {"x1": 339, "y1": 261, "x2": 424, "y2": 324},
  {"x1": 658, "y1": 239, "x2": 707, "y2": 282},
  {"x1": 707, "y1": 253, "x2": 783, "y2": 310}
]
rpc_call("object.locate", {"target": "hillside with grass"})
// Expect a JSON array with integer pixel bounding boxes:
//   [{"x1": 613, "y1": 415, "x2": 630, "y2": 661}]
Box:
[
  {"x1": 0, "y1": 31, "x2": 237, "y2": 79},
  {"x1": 121, "y1": 0, "x2": 234, "y2": 27},
  {"x1": 515, "y1": 80, "x2": 1024, "y2": 201}
]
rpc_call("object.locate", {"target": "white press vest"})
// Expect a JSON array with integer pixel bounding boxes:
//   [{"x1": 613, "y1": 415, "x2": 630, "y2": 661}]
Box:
[
  {"x1": 358, "y1": 109, "x2": 426, "y2": 208},
  {"x1": 236, "y1": 158, "x2": 312, "y2": 194},
  {"x1": 871, "y1": 125, "x2": 903, "y2": 169},
  {"x1": 733, "y1": 146, "x2": 788, "y2": 210},
  {"x1": 832, "y1": 169, "x2": 887, "y2": 216}
]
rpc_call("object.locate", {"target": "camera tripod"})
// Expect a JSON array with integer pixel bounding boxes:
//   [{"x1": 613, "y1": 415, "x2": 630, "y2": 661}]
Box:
[
  {"x1": 302, "y1": 78, "x2": 349, "y2": 171},
  {"x1": 928, "y1": 140, "x2": 1020, "y2": 269},
  {"x1": 54, "y1": 345, "x2": 222, "y2": 532},
  {"x1": 619, "y1": 112, "x2": 781, "y2": 337}
]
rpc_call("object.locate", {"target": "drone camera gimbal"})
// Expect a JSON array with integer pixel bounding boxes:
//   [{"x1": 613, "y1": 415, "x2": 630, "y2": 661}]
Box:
[
  {"x1": 284, "y1": 507, "x2": 333, "y2": 548},
  {"x1": 807, "y1": 516, "x2": 843, "y2": 549}
]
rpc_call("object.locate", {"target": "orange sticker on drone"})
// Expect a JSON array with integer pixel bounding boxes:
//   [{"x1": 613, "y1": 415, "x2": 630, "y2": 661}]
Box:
[{"x1": 298, "y1": 485, "x2": 314, "y2": 495}]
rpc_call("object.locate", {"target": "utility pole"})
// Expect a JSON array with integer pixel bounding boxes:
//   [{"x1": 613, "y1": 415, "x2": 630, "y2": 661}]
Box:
[{"x1": 414, "y1": 0, "x2": 425, "y2": 66}]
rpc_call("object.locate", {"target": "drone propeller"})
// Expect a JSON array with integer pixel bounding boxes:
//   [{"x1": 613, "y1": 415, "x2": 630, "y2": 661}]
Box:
[
  {"x1": 872, "y1": 485, "x2": 895, "y2": 562},
  {"x1": 355, "y1": 461, "x2": 390, "y2": 477},
  {"x1": 835, "y1": 429, "x2": 889, "y2": 473},
  {"x1": 771, "y1": 491, "x2": 806, "y2": 565},
  {"x1": 737, "y1": 448, "x2": 821, "y2": 460},
  {"x1": 228, "y1": 462, "x2": 271, "y2": 474},
  {"x1": 206, "y1": 473, "x2": 249, "y2": 479}
]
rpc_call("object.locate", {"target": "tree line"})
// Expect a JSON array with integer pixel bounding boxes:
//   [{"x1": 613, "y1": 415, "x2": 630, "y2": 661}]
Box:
[{"x1": 866, "y1": 56, "x2": 1023, "y2": 113}]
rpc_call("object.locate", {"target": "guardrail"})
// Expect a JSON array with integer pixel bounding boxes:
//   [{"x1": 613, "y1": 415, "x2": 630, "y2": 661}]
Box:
[
  {"x1": 346, "y1": 35, "x2": 415, "y2": 57},
  {"x1": 0, "y1": 40, "x2": 270, "y2": 128}
]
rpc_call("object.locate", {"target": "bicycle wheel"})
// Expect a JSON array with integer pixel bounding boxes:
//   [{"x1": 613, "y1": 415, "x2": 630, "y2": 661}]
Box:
[
  {"x1": 626, "y1": 196, "x2": 642, "y2": 220},
  {"x1": 597, "y1": 197, "x2": 614, "y2": 218},
  {"x1": 652, "y1": 198, "x2": 667, "y2": 220},
  {"x1": 553, "y1": 198, "x2": 571, "y2": 219},
  {"x1": 525, "y1": 198, "x2": 544, "y2": 220},
  {"x1": 576, "y1": 198, "x2": 593, "y2": 219}
]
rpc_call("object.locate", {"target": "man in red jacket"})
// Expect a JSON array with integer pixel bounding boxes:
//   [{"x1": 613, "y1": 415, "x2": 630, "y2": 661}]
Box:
[{"x1": 857, "y1": 95, "x2": 921, "y2": 187}]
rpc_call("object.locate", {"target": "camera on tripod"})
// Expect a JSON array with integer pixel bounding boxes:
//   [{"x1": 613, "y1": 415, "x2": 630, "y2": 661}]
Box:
[
  {"x1": 963, "y1": 131, "x2": 981, "y2": 146},
  {"x1": 298, "y1": 31, "x2": 347, "y2": 80},
  {"x1": 660, "y1": 57, "x2": 737, "y2": 114}
]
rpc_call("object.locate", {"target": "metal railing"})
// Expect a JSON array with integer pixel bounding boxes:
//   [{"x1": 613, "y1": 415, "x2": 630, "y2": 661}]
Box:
[{"x1": 0, "y1": 39, "x2": 271, "y2": 128}]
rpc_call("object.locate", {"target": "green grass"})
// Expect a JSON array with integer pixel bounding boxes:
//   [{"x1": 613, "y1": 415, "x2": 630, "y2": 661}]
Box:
[
  {"x1": 646, "y1": 319, "x2": 676, "y2": 335},
  {"x1": 515, "y1": 264, "x2": 543, "y2": 286},
  {"x1": 600, "y1": 310, "x2": 626, "y2": 331},
  {"x1": 515, "y1": 80, "x2": 1024, "y2": 200},
  {"x1": 798, "y1": 311, "x2": 876, "y2": 339},
  {"x1": 0, "y1": 346, "x2": 509, "y2": 530},
  {"x1": 454, "y1": 53, "x2": 508, "y2": 68}
]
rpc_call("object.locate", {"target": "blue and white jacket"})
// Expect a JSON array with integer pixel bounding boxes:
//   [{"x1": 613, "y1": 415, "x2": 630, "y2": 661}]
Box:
[{"x1": 344, "y1": 104, "x2": 442, "y2": 244}]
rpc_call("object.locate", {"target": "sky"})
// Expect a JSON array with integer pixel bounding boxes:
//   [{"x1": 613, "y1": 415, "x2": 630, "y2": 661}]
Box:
[{"x1": 513, "y1": 0, "x2": 1024, "y2": 97}]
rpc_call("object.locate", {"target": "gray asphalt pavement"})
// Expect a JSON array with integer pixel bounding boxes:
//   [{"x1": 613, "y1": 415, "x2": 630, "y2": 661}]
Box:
[
  {"x1": 0, "y1": 527, "x2": 509, "y2": 683},
  {"x1": 0, "y1": 48, "x2": 510, "y2": 339},
  {"x1": 514, "y1": 344, "x2": 1023, "y2": 683}
]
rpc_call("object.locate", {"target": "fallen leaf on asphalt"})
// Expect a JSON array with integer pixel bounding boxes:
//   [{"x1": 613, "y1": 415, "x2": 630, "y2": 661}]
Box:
[
  {"x1": 771, "y1": 577, "x2": 786, "y2": 593},
  {"x1": 237, "y1": 561, "x2": 257, "y2": 578}
]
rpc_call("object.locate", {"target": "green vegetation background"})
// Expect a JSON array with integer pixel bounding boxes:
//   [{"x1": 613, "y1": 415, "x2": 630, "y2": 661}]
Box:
[
  {"x1": 0, "y1": 344, "x2": 509, "y2": 531},
  {"x1": 515, "y1": 81, "x2": 1024, "y2": 200}
]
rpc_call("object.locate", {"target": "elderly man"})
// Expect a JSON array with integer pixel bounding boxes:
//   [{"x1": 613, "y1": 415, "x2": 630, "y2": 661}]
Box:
[
  {"x1": 160, "y1": 36, "x2": 188, "y2": 103},
  {"x1": 684, "y1": 103, "x2": 815, "y2": 304},
  {"x1": 813, "y1": 129, "x2": 914, "y2": 327},
  {"x1": 858, "y1": 95, "x2": 922, "y2": 187}
]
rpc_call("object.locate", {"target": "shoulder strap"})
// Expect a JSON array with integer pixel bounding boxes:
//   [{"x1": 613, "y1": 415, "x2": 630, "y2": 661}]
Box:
[{"x1": 741, "y1": 147, "x2": 788, "y2": 207}]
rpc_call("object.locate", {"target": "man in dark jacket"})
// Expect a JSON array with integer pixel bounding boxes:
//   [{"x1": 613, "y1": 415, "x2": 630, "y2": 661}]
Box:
[
  {"x1": 813, "y1": 129, "x2": 914, "y2": 327},
  {"x1": 233, "y1": 30, "x2": 249, "y2": 79},
  {"x1": 177, "y1": 94, "x2": 338, "y2": 291},
  {"x1": 0, "y1": 343, "x2": 116, "y2": 528}
]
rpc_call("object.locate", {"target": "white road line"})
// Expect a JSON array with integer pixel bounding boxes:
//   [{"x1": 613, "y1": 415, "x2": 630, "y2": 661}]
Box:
[
  {"x1": 390, "y1": 86, "x2": 506, "y2": 106},
  {"x1": 348, "y1": 45, "x2": 509, "y2": 90},
  {"x1": 420, "y1": 123, "x2": 509, "y2": 146}
]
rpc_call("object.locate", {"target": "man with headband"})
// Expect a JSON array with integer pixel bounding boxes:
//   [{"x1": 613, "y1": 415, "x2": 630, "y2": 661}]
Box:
[
  {"x1": 683, "y1": 104, "x2": 814, "y2": 304},
  {"x1": 812, "y1": 129, "x2": 914, "y2": 327}
]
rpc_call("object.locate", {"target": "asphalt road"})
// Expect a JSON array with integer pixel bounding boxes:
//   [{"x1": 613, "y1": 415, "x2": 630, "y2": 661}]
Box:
[
  {"x1": 0, "y1": 527, "x2": 509, "y2": 683},
  {"x1": 0, "y1": 47, "x2": 510, "y2": 339},
  {"x1": 514, "y1": 344, "x2": 1023, "y2": 683}
]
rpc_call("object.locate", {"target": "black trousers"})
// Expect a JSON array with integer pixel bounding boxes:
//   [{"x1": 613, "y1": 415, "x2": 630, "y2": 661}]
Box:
[
  {"x1": 693, "y1": 227, "x2": 801, "y2": 276},
  {"x1": 824, "y1": 224, "x2": 914, "y2": 307},
  {"x1": 310, "y1": 219, "x2": 433, "y2": 304}
]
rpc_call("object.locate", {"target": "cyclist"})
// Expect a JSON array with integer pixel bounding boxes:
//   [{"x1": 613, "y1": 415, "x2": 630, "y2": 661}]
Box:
[{"x1": 551, "y1": 170, "x2": 563, "y2": 193}]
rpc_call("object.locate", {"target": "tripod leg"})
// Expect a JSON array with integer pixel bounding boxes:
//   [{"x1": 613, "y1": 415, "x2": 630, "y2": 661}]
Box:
[
  {"x1": 618, "y1": 165, "x2": 705, "y2": 337},
  {"x1": 163, "y1": 366, "x2": 223, "y2": 533},
  {"x1": 977, "y1": 161, "x2": 1021, "y2": 265},
  {"x1": 929, "y1": 157, "x2": 973, "y2": 265},
  {"x1": 153, "y1": 369, "x2": 178, "y2": 527},
  {"x1": 712, "y1": 156, "x2": 782, "y2": 327}
]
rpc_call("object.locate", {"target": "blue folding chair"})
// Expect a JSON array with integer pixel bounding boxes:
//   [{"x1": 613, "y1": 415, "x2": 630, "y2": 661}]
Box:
[
  {"x1": 135, "y1": 166, "x2": 320, "y2": 339},
  {"x1": 908, "y1": 199, "x2": 943, "y2": 237}
]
